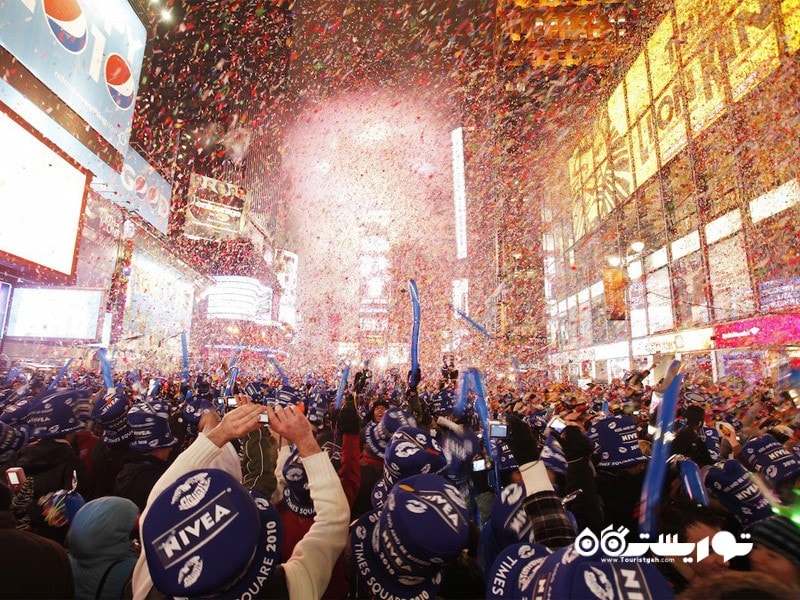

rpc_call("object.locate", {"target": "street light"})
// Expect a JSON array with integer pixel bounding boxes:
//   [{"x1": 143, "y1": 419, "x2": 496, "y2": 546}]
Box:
[{"x1": 606, "y1": 241, "x2": 645, "y2": 374}]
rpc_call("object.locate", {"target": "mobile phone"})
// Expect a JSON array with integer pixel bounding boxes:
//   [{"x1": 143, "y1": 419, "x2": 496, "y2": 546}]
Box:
[
  {"x1": 5, "y1": 467, "x2": 26, "y2": 490},
  {"x1": 216, "y1": 397, "x2": 226, "y2": 407},
  {"x1": 489, "y1": 421, "x2": 508, "y2": 438},
  {"x1": 472, "y1": 458, "x2": 488, "y2": 472},
  {"x1": 258, "y1": 413, "x2": 269, "y2": 426},
  {"x1": 716, "y1": 422, "x2": 735, "y2": 437},
  {"x1": 226, "y1": 397, "x2": 238, "y2": 408},
  {"x1": 549, "y1": 416, "x2": 567, "y2": 434}
]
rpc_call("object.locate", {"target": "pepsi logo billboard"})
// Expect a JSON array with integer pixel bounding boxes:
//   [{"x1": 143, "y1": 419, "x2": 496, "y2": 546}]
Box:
[
  {"x1": 43, "y1": 0, "x2": 87, "y2": 54},
  {"x1": 105, "y1": 53, "x2": 135, "y2": 110},
  {"x1": 118, "y1": 149, "x2": 173, "y2": 233},
  {"x1": 1, "y1": 0, "x2": 146, "y2": 153}
]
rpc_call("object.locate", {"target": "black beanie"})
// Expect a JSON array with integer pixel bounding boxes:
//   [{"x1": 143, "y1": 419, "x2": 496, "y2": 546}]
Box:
[
  {"x1": 751, "y1": 515, "x2": 800, "y2": 570},
  {"x1": 685, "y1": 404, "x2": 705, "y2": 426}
]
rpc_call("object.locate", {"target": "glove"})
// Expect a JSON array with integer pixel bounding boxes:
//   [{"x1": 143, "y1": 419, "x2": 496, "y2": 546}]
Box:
[
  {"x1": 354, "y1": 371, "x2": 367, "y2": 394},
  {"x1": 338, "y1": 404, "x2": 361, "y2": 435},
  {"x1": 560, "y1": 425, "x2": 593, "y2": 462},
  {"x1": 506, "y1": 413, "x2": 540, "y2": 465},
  {"x1": 407, "y1": 368, "x2": 421, "y2": 390}
]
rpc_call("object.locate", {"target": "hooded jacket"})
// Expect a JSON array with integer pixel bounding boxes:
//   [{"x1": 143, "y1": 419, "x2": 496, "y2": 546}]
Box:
[
  {"x1": 16, "y1": 437, "x2": 89, "y2": 544},
  {"x1": 67, "y1": 497, "x2": 139, "y2": 599}
]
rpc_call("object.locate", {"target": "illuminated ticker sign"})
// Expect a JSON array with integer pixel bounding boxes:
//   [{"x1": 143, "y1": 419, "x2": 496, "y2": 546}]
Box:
[{"x1": 567, "y1": 0, "x2": 786, "y2": 241}]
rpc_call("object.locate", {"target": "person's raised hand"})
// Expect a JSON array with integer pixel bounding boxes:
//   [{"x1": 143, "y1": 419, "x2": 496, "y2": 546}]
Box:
[
  {"x1": 206, "y1": 403, "x2": 263, "y2": 448},
  {"x1": 199, "y1": 405, "x2": 221, "y2": 433},
  {"x1": 506, "y1": 413, "x2": 541, "y2": 465},
  {"x1": 338, "y1": 396, "x2": 361, "y2": 436},
  {"x1": 267, "y1": 405, "x2": 320, "y2": 457},
  {"x1": 560, "y1": 425, "x2": 593, "y2": 462}
]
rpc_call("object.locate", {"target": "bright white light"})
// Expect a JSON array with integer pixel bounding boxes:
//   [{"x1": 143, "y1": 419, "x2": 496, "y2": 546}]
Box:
[
  {"x1": 313, "y1": 160, "x2": 331, "y2": 174},
  {"x1": 367, "y1": 276, "x2": 384, "y2": 298},
  {"x1": 359, "y1": 123, "x2": 390, "y2": 143},
  {"x1": 160, "y1": 8, "x2": 172, "y2": 22},
  {"x1": 452, "y1": 278, "x2": 469, "y2": 314},
  {"x1": 607, "y1": 255, "x2": 622, "y2": 267},
  {"x1": 451, "y1": 127, "x2": 467, "y2": 260},
  {"x1": 375, "y1": 355, "x2": 388, "y2": 370},
  {"x1": 630, "y1": 241, "x2": 645, "y2": 254}
]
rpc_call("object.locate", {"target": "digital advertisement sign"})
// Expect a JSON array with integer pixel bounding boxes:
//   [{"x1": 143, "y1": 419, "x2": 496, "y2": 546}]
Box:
[
  {"x1": 6, "y1": 287, "x2": 103, "y2": 340},
  {"x1": 0, "y1": 109, "x2": 88, "y2": 280},
  {"x1": 0, "y1": 0, "x2": 147, "y2": 153}
]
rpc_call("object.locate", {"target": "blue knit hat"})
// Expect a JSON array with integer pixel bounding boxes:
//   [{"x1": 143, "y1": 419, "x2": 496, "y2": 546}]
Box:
[
  {"x1": 91, "y1": 392, "x2": 132, "y2": 445},
  {"x1": 587, "y1": 415, "x2": 647, "y2": 469},
  {"x1": 282, "y1": 448, "x2": 314, "y2": 517},
  {"x1": 703, "y1": 459, "x2": 772, "y2": 529},
  {"x1": 486, "y1": 543, "x2": 673, "y2": 599},
  {"x1": 700, "y1": 426, "x2": 721, "y2": 461},
  {"x1": 491, "y1": 438, "x2": 519, "y2": 472},
  {"x1": 371, "y1": 426, "x2": 448, "y2": 509},
  {"x1": 540, "y1": 434, "x2": 568, "y2": 476},
  {"x1": 127, "y1": 400, "x2": 177, "y2": 451},
  {"x1": 0, "y1": 420, "x2": 29, "y2": 455},
  {"x1": 442, "y1": 426, "x2": 481, "y2": 483},
  {"x1": 364, "y1": 407, "x2": 416, "y2": 458},
  {"x1": 0, "y1": 395, "x2": 35, "y2": 427},
  {"x1": 142, "y1": 469, "x2": 281, "y2": 597},
  {"x1": 429, "y1": 389, "x2": 455, "y2": 416},
  {"x1": 480, "y1": 483, "x2": 537, "y2": 573},
  {"x1": 26, "y1": 390, "x2": 86, "y2": 439},
  {"x1": 274, "y1": 385, "x2": 301, "y2": 407},
  {"x1": 305, "y1": 392, "x2": 327, "y2": 426},
  {"x1": 181, "y1": 397, "x2": 216, "y2": 429},
  {"x1": 351, "y1": 474, "x2": 469, "y2": 600},
  {"x1": 486, "y1": 542, "x2": 551, "y2": 599},
  {"x1": 742, "y1": 434, "x2": 800, "y2": 486}
]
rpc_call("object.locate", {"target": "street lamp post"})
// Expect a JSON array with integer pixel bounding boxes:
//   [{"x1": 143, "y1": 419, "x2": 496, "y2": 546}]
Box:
[{"x1": 608, "y1": 241, "x2": 645, "y2": 374}]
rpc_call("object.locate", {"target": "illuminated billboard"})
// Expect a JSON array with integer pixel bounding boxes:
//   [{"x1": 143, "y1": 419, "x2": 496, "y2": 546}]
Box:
[
  {"x1": 0, "y1": 0, "x2": 146, "y2": 153},
  {"x1": 567, "y1": 0, "x2": 787, "y2": 242},
  {"x1": 6, "y1": 287, "x2": 103, "y2": 340},
  {"x1": 183, "y1": 174, "x2": 250, "y2": 241},
  {"x1": 0, "y1": 108, "x2": 88, "y2": 280}
]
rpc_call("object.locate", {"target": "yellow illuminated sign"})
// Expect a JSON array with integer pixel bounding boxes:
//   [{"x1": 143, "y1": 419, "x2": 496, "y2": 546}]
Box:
[
  {"x1": 674, "y1": 0, "x2": 722, "y2": 63},
  {"x1": 610, "y1": 132, "x2": 633, "y2": 201},
  {"x1": 783, "y1": 0, "x2": 800, "y2": 54},
  {"x1": 596, "y1": 160, "x2": 616, "y2": 218},
  {"x1": 592, "y1": 113, "x2": 608, "y2": 168},
  {"x1": 683, "y1": 52, "x2": 725, "y2": 134},
  {"x1": 631, "y1": 110, "x2": 659, "y2": 188},
  {"x1": 647, "y1": 14, "x2": 678, "y2": 99},
  {"x1": 726, "y1": 0, "x2": 781, "y2": 101},
  {"x1": 608, "y1": 82, "x2": 627, "y2": 136},
  {"x1": 567, "y1": 0, "x2": 795, "y2": 243},
  {"x1": 653, "y1": 78, "x2": 688, "y2": 164},
  {"x1": 626, "y1": 51, "x2": 650, "y2": 123}
]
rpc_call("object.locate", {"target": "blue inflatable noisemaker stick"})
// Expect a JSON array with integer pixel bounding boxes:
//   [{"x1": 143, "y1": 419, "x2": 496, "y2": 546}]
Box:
[
  {"x1": 639, "y1": 360, "x2": 682, "y2": 538},
  {"x1": 48, "y1": 359, "x2": 73, "y2": 391},
  {"x1": 679, "y1": 459, "x2": 709, "y2": 507},
  {"x1": 266, "y1": 353, "x2": 290, "y2": 386},
  {"x1": 453, "y1": 306, "x2": 492, "y2": 339},
  {"x1": 335, "y1": 363, "x2": 350, "y2": 410},
  {"x1": 408, "y1": 279, "x2": 421, "y2": 388},
  {"x1": 181, "y1": 332, "x2": 189, "y2": 383},
  {"x1": 98, "y1": 348, "x2": 114, "y2": 392},
  {"x1": 225, "y1": 366, "x2": 239, "y2": 397}
]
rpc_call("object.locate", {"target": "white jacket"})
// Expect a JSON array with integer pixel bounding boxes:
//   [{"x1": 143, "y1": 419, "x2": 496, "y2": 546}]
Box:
[{"x1": 131, "y1": 433, "x2": 349, "y2": 600}]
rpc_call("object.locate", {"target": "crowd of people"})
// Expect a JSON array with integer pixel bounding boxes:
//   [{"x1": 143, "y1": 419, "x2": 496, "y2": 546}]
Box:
[{"x1": 1, "y1": 355, "x2": 800, "y2": 599}]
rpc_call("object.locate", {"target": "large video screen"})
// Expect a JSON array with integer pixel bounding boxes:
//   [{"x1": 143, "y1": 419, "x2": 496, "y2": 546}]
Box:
[
  {"x1": 0, "y1": 109, "x2": 89, "y2": 279},
  {"x1": 6, "y1": 287, "x2": 103, "y2": 340}
]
